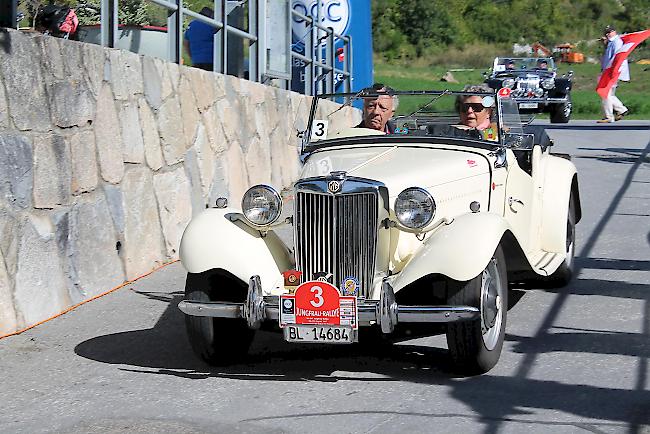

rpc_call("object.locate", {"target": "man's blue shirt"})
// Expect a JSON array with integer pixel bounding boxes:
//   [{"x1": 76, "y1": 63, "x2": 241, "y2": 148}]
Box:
[{"x1": 184, "y1": 20, "x2": 215, "y2": 64}]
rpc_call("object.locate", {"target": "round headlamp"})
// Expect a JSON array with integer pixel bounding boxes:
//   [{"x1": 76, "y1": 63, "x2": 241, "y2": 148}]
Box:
[
  {"x1": 541, "y1": 78, "x2": 555, "y2": 90},
  {"x1": 394, "y1": 187, "x2": 436, "y2": 229},
  {"x1": 241, "y1": 185, "x2": 282, "y2": 226},
  {"x1": 533, "y1": 87, "x2": 545, "y2": 97},
  {"x1": 502, "y1": 78, "x2": 515, "y2": 89}
]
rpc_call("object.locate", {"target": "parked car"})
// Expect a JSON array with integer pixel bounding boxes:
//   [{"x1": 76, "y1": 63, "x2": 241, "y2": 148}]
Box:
[
  {"x1": 178, "y1": 89, "x2": 581, "y2": 374},
  {"x1": 485, "y1": 57, "x2": 573, "y2": 123}
]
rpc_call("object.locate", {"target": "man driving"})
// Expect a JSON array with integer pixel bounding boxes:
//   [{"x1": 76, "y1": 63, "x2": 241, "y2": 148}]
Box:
[{"x1": 356, "y1": 83, "x2": 396, "y2": 133}]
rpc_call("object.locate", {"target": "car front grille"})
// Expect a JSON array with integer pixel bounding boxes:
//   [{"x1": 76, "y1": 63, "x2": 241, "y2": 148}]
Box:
[
  {"x1": 294, "y1": 190, "x2": 378, "y2": 298},
  {"x1": 517, "y1": 77, "x2": 540, "y2": 90}
]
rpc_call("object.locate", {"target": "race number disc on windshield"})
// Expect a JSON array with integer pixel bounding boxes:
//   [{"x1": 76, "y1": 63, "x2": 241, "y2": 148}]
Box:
[
  {"x1": 498, "y1": 88, "x2": 512, "y2": 98},
  {"x1": 279, "y1": 281, "x2": 357, "y2": 329}
]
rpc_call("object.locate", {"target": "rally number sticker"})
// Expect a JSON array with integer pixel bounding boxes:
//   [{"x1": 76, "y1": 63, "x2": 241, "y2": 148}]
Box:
[{"x1": 310, "y1": 120, "x2": 329, "y2": 141}]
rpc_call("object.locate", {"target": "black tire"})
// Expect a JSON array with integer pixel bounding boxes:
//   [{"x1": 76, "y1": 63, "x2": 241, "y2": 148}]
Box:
[
  {"x1": 550, "y1": 98, "x2": 571, "y2": 123},
  {"x1": 546, "y1": 193, "x2": 577, "y2": 287},
  {"x1": 184, "y1": 272, "x2": 255, "y2": 366},
  {"x1": 446, "y1": 245, "x2": 508, "y2": 375}
]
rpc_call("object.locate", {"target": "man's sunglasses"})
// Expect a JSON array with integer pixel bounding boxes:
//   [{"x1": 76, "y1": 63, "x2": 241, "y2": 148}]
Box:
[{"x1": 461, "y1": 103, "x2": 487, "y2": 113}]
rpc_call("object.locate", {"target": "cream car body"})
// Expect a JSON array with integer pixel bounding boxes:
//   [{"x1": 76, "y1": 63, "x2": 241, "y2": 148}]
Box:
[{"x1": 177, "y1": 90, "x2": 581, "y2": 374}]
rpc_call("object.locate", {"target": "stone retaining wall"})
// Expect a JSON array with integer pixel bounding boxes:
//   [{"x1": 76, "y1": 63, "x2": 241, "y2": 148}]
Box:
[{"x1": 0, "y1": 28, "x2": 311, "y2": 335}]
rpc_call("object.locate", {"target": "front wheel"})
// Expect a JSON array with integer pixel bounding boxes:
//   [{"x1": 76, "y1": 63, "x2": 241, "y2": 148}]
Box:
[
  {"x1": 446, "y1": 245, "x2": 508, "y2": 375},
  {"x1": 550, "y1": 98, "x2": 571, "y2": 123},
  {"x1": 184, "y1": 271, "x2": 255, "y2": 366}
]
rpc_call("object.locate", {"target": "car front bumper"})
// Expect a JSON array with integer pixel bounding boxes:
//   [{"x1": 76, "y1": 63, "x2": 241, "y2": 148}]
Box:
[{"x1": 178, "y1": 275, "x2": 480, "y2": 334}]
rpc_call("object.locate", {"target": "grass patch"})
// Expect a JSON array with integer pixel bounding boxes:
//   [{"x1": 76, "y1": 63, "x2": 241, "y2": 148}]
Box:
[{"x1": 375, "y1": 60, "x2": 650, "y2": 119}]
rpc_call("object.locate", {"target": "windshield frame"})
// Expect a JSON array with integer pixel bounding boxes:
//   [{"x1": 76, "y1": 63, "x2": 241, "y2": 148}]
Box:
[{"x1": 301, "y1": 90, "x2": 524, "y2": 154}]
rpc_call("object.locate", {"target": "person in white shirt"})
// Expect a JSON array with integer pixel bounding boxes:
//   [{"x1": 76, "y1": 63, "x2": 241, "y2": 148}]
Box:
[{"x1": 598, "y1": 25, "x2": 630, "y2": 123}]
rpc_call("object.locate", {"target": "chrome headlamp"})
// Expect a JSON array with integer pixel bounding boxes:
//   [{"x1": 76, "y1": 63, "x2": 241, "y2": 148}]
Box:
[
  {"x1": 241, "y1": 185, "x2": 282, "y2": 226},
  {"x1": 502, "y1": 78, "x2": 515, "y2": 89},
  {"x1": 394, "y1": 187, "x2": 436, "y2": 229},
  {"x1": 541, "y1": 78, "x2": 555, "y2": 90},
  {"x1": 533, "y1": 87, "x2": 545, "y2": 97}
]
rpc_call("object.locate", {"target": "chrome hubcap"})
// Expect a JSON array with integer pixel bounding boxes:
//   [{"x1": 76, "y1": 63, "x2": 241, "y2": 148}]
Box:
[{"x1": 480, "y1": 258, "x2": 504, "y2": 351}]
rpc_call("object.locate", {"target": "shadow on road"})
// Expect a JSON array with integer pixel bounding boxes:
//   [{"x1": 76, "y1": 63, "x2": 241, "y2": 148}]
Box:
[
  {"x1": 544, "y1": 124, "x2": 650, "y2": 131},
  {"x1": 73, "y1": 283, "x2": 650, "y2": 430}
]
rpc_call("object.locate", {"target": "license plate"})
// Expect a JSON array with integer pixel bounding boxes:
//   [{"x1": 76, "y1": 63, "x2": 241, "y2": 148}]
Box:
[
  {"x1": 519, "y1": 102, "x2": 538, "y2": 109},
  {"x1": 283, "y1": 325, "x2": 354, "y2": 344}
]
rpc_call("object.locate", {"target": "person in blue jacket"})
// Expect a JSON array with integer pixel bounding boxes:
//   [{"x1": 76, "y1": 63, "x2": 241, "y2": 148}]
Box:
[{"x1": 183, "y1": 7, "x2": 216, "y2": 71}]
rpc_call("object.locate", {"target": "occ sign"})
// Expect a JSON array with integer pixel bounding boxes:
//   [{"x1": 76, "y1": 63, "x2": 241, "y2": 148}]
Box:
[{"x1": 292, "y1": 0, "x2": 350, "y2": 42}]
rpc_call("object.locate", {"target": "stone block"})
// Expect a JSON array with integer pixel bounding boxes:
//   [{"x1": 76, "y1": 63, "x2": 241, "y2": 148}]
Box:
[
  {"x1": 38, "y1": 36, "x2": 66, "y2": 81},
  {"x1": 32, "y1": 134, "x2": 72, "y2": 209},
  {"x1": 193, "y1": 123, "x2": 215, "y2": 198},
  {"x1": 142, "y1": 56, "x2": 163, "y2": 110},
  {"x1": 153, "y1": 167, "x2": 192, "y2": 257},
  {"x1": 0, "y1": 249, "x2": 18, "y2": 335},
  {"x1": 218, "y1": 99, "x2": 241, "y2": 145},
  {"x1": 179, "y1": 76, "x2": 200, "y2": 150},
  {"x1": 183, "y1": 147, "x2": 208, "y2": 216},
  {"x1": 103, "y1": 183, "x2": 125, "y2": 235},
  {"x1": 138, "y1": 99, "x2": 164, "y2": 171},
  {"x1": 48, "y1": 79, "x2": 95, "y2": 128},
  {"x1": 94, "y1": 83, "x2": 125, "y2": 184},
  {"x1": 186, "y1": 67, "x2": 216, "y2": 112},
  {"x1": 0, "y1": 81, "x2": 8, "y2": 128},
  {"x1": 70, "y1": 130, "x2": 98, "y2": 194},
  {"x1": 0, "y1": 209, "x2": 20, "y2": 280},
  {"x1": 167, "y1": 62, "x2": 181, "y2": 93},
  {"x1": 119, "y1": 101, "x2": 145, "y2": 164},
  {"x1": 245, "y1": 135, "x2": 272, "y2": 186},
  {"x1": 201, "y1": 106, "x2": 228, "y2": 155},
  {"x1": 223, "y1": 141, "x2": 249, "y2": 201},
  {"x1": 14, "y1": 215, "x2": 71, "y2": 326},
  {"x1": 68, "y1": 194, "x2": 125, "y2": 298},
  {"x1": 157, "y1": 95, "x2": 185, "y2": 165},
  {"x1": 0, "y1": 133, "x2": 33, "y2": 209},
  {"x1": 0, "y1": 31, "x2": 51, "y2": 131},
  {"x1": 81, "y1": 43, "x2": 106, "y2": 98},
  {"x1": 108, "y1": 50, "x2": 143, "y2": 100},
  {"x1": 121, "y1": 167, "x2": 165, "y2": 279}
]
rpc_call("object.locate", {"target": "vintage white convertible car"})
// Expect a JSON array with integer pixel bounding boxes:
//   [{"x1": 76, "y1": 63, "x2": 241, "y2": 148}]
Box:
[{"x1": 178, "y1": 89, "x2": 581, "y2": 374}]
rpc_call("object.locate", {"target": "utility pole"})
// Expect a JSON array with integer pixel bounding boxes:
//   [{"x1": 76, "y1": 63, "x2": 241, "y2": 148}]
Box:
[{"x1": 0, "y1": 0, "x2": 17, "y2": 29}]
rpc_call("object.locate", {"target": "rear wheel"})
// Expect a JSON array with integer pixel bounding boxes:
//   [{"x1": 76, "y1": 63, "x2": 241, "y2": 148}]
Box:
[
  {"x1": 550, "y1": 97, "x2": 571, "y2": 123},
  {"x1": 184, "y1": 271, "x2": 255, "y2": 366},
  {"x1": 446, "y1": 246, "x2": 508, "y2": 375}
]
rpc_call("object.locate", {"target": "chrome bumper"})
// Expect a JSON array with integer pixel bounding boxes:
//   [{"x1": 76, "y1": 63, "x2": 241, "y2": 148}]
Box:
[
  {"x1": 178, "y1": 276, "x2": 480, "y2": 334},
  {"x1": 514, "y1": 97, "x2": 569, "y2": 104}
]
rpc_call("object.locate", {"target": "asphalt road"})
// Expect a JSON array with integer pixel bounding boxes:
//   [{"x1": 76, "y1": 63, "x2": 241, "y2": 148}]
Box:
[{"x1": 1, "y1": 120, "x2": 649, "y2": 434}]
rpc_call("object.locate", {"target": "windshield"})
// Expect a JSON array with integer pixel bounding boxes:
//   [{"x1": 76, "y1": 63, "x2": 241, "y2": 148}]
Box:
[
  {"x1": 493, "y1": 57, "x2": 555, "y2": 72},
  {"x1": 303, "y1": 90, "x2": 524, "y2": 152}
]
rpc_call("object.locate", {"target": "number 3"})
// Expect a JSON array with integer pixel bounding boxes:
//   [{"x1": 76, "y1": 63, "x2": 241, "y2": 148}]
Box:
[
  {"x1": 310, "y1": 286, "x2": 324, "y2": 308},
  {"x1": 314, "y1": 121, "x2": 325, "y2": 137}
]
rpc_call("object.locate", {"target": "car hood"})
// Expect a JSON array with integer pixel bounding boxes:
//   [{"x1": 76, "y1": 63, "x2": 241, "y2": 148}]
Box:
[{"x1": 300, "y1": 145, "x2": 491, "y2": 194}]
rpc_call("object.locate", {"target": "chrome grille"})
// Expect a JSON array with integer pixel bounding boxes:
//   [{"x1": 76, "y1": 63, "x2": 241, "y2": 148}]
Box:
[
  {"x1": 295, "y1": 191, "x2": 378, "y2": 298},
  {"x1": 517, "y1": 77, "x2": 540, "y2": 89}
]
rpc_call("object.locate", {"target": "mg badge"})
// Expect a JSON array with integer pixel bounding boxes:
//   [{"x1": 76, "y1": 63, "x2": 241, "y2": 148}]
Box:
[{"x1": 328, "y1": 180, "x2": 341, "y2": 193}]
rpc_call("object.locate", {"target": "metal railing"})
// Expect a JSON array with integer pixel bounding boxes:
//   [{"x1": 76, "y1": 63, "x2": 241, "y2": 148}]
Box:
[
  {"x1": 290, "y1": 7, "x2": 352, "y2": 95},
  {"x1": 6, "y1": 0, "x2": 352, "y2": 94}
]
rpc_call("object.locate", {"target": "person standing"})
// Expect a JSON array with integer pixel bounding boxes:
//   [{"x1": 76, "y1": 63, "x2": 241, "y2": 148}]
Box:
[
  {"x1": 183, "y1": 7, "x2": 216, "y2": 71},
  {"x1": 597, "y1": 25, "x2": 629, "y2": 123}
]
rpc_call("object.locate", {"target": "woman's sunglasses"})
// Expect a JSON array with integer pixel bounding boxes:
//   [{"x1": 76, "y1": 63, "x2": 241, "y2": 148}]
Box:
[{"x1": 461, "y1": 103, "x2": 487, "y2": 113}]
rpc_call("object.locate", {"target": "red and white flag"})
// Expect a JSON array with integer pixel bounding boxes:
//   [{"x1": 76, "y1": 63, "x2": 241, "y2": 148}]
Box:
[{"x1": 596, "y1": 29, "x2": 650, "y2": 99}]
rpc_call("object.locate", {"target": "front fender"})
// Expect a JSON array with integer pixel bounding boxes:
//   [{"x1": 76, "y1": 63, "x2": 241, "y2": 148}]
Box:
[
  {"x1": 392, "y1": 213, "x2": 510, "y2": 290},
  {"x1": 179, "y1": 207, "x2": 293, "y2": 295}
]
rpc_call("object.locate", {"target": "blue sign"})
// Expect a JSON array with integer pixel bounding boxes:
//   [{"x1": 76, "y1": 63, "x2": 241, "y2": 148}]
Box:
[{"x1": 291, "y1": 0, "x2": 373, "y2": 93}]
